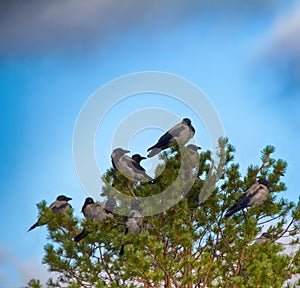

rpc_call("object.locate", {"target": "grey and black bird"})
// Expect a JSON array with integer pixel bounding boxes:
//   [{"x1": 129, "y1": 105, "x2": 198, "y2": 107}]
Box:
[
  {"x1": 182, "y1": 144, "x2": 202, "y2": 183},
  {"x1": 74, "y1": 197, "x2": 115, "y2": 242},
  {"x1": 28, "y1": 195, "x2": 72, "y2": 231},
  {"x1": 225, "y1": 179, "x2": 270, "y2": 218},
  {"x1": 119, "y1": 199, "x2": 144, "y2": 255},
  {"x1": 147, "y1": 118, "x2": 195, "y2": 158},
  {"x1": 186, "y1": 144, "x2": 201, "y2": 169},
  {"x1": 132, "y1": 154, "x2": 156, "y2": 184},
  {"x1": 111, "y1": 148, "x2": 153, "y2": 182},
  {"x1": 131, "y1": 154, "x2": 147, "y2": 169}
]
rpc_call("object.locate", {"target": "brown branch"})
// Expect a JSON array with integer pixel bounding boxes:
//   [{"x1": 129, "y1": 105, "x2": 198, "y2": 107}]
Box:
[
  {"x1": 126, "y1": 182, "x2": 137, "y2": 198},
  {"x1": 183, "y1": 246, "x2": 192, "y2": 288},
  {"x1": 257, "y1": 213, "x2": 282, "y2": 225},
  {"x1": 199, "y1": 266, "x2": 212, "y2": 288},
  {"x1": 61, "y1": 268, "x2": 90, "y2": 288},
  {"x1": 99, "y1": 245, "x2": 114, "y2": 285},
  {"x1": 274, "y1": 217, "x2": 296, "y2": 242},
  {"x1": 232, "y1": 246, "x2": 246, "y2": 288},
  {"x1": 133, "y1": 268, "x2": 154, "y2": 288},
  {"x1": 218, "y1": 223, "x2": 234, "y2": 253},
  {"x1": 147, "y1": 246, "x2": 179, "y2": 288}
]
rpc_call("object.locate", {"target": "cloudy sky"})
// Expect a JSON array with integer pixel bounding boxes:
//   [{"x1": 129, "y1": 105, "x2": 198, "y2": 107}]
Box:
[{"x1": 0, "y1": 1, "x2": 299, "y2": 287}]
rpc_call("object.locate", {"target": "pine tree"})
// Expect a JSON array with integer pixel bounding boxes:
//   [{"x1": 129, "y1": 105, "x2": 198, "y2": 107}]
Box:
[{"x1": 25, "y1": 138, "x2": 300, "y2": 288}]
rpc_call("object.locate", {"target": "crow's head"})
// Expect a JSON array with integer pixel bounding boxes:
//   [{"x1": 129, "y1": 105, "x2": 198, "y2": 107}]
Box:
[
  {"x1": 258, "y1": 178, "x2": 270, "y2": 187},
  {"x1": 182, "y1": 118, "x2": 192, "y2": 126},
  {"x1": 112, "y1": 148, "x2": 130, "y2": 156},
  {"x1": 56, "y1": 195, "x2": 72, "y2": 202},
  {"x1": 132, "y1": 154, "x2": 147, "y2": 164}
]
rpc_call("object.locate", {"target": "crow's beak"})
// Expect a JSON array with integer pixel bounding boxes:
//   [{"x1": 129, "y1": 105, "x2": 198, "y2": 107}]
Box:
[
  {"x1": 67, "y1": 197, "x2": 72, "y2": 201},
  {"x1": 197, "y1": 146, "x2": 202, "y2": 150},
  {"x1": 140, "y1": 156, "x2": 147, "y2": 160}
]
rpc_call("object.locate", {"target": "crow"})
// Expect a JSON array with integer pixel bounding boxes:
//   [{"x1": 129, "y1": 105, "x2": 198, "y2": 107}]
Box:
[
  {"x1": 74, "y1": 197, "x2": 115, "y2": 242},
  {"x1": 111, "y1": 148, "x2": 153, "y2": 182},
  {"x1": 147, "y1": 118, "x2": 195, "y2": 158},
  {"x1": 28, "y1": 195, "x2": 72, "y2": 231},
  {"x1": 119, "y1": 199, "x2": 144, "y2": 255},
  {"x1": 186, "y1": 144, "x2": 201, "y2": 164},
  {"x1": 131, "y1": 154, "x2": 147, "y2": 171},
  {"x1": 225, "y1": 179, "x2": 270, "y2": 218},
  {"x1": 180, "y1": 144, "x2": 202, "y2": 184}
]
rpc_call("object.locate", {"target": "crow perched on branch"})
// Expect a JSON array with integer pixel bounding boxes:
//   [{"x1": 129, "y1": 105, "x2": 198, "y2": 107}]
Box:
[
  {"x1": 147, "y1": 118, "x2": 195, "y2": 158},
  {"x1": 225, "y1": 179, "x2": 270, "y2": 218},
  {"x1": 28, "y1": 195, "x2": 72, "y2": 232},
  {"x1": 74, "y1": 197, "x2": 115, "y2": 242},
  {"x1": 119, "y1": 199, "x2": 144, "y2": 255},
  {"x1": 111, "y1": 148, "x2": 153, "y2": 182}
]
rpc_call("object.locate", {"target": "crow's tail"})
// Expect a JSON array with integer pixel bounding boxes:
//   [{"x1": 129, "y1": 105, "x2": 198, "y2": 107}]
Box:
[
  {"x1": 74, "y1": 229, "x2": 90, "y2": 242},
  {"x1": 147, "y1": 148, "x2": 161, "y2": 158},
  {"x1": 119, "y1": 245, "x2": 125, "y2": 256},
  {"x1": 28, "y1": 221, "x2": 39, "y2": 232},
  {"x1": 224, "y1": 204, "x2": 242, "y2": 218}
]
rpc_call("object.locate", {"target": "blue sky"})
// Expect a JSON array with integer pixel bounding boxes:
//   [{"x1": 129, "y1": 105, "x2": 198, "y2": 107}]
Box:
[{"x1": 0, "y1": 1, "x2": 299, "y2": 286}]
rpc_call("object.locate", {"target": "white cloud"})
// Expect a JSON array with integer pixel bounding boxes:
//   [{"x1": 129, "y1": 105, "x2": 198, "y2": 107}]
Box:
[
  {"x1": 254, "y1": 3, "x2": 300, "y2": 99},
  {"x1": 0, "y1": 0, "x2": 284, "y2": 57},
  {"x1": 262, "y1": 4, "x2": 300, "y2": 61},
  {"x1": 0, "y1": 245, "x2": 55, "y2": 288}
]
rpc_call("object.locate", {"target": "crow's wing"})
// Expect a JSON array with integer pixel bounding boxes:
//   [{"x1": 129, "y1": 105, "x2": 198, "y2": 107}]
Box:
[
  {"x1": 113, "y1": 155, "x2": 133, "y2": 174},
  {"x1": 233, "y1": 193, "x2": 251, "y2": 208},
  {"x1": 147, "y1": 132, "x2": 172, "y2": 151},
  {"x1": 147, "y1": 123, "x2": 186, "y2": 151},
  {"x1": 122, "y1": 156, "x2": 135, "y2": 169},
  {"x1": 231, "y1": 182, "x2": 261, "y2": 209},
  {"x1": 131, "y1": 159, "x2": 146, "y2": 172},
  {"x1": 82, "y1": 203, "x2": 95, "y2": 220},
  {"x1": 90, "y1": 203, "x2": 109, "y2": 222},
  {"x1": 111, "y1": 158, "x2": 117, "y2": 170},
  {"x1": 104, "y1": 198, "x2": 116, "y2": 214},
  {"x1": 122, "y1": 156, "x2": 152, "y2": 180},
  {"x1": 122, "y1": 156, "x2": 142, "y2": 174},
  {"x1": 166, "y1": 123, "x2": 187, "y2": 138},
  {"x1": 225, "y1": 193, "x2": 250, "y2": 217},
  {"x1": 247, "y1": 184, "x2": 269, "y2": 207},
  {"x1": 245, "y1": 182, "x2": 260, "y2": 196},
  {"x1": 49, "y1": 201, "x2": 71, "y2": 213}
]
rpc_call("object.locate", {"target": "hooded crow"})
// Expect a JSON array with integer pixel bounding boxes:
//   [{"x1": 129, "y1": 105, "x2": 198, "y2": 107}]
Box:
[
  {"x1": 28, "y1": 195, "x2": 72, "y2": 231},
  {"x1": 180, "y1": 144, "x2": 202, "y2": 182},
  {"x1": 225, "y1": 179, "x2": 270, "y2": 218},
  {"x1": 111, "y1": 148, "x2": 153, "y2": 182},
  {"x1": 147, "y1": 118, "x2": 195, "y2": 158},
  {"x1": 74, "y1": 197, "x2": 115, "y2": 242},
  {"x1": 186, "y1": 144, "x2": 201, "y2": 165},
  {"x1": 119, "y1": 199, "x2": 143, "y2": 255},
  {"x1": 131, "y1": 154, "x2": 147, "y2": 170}
]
